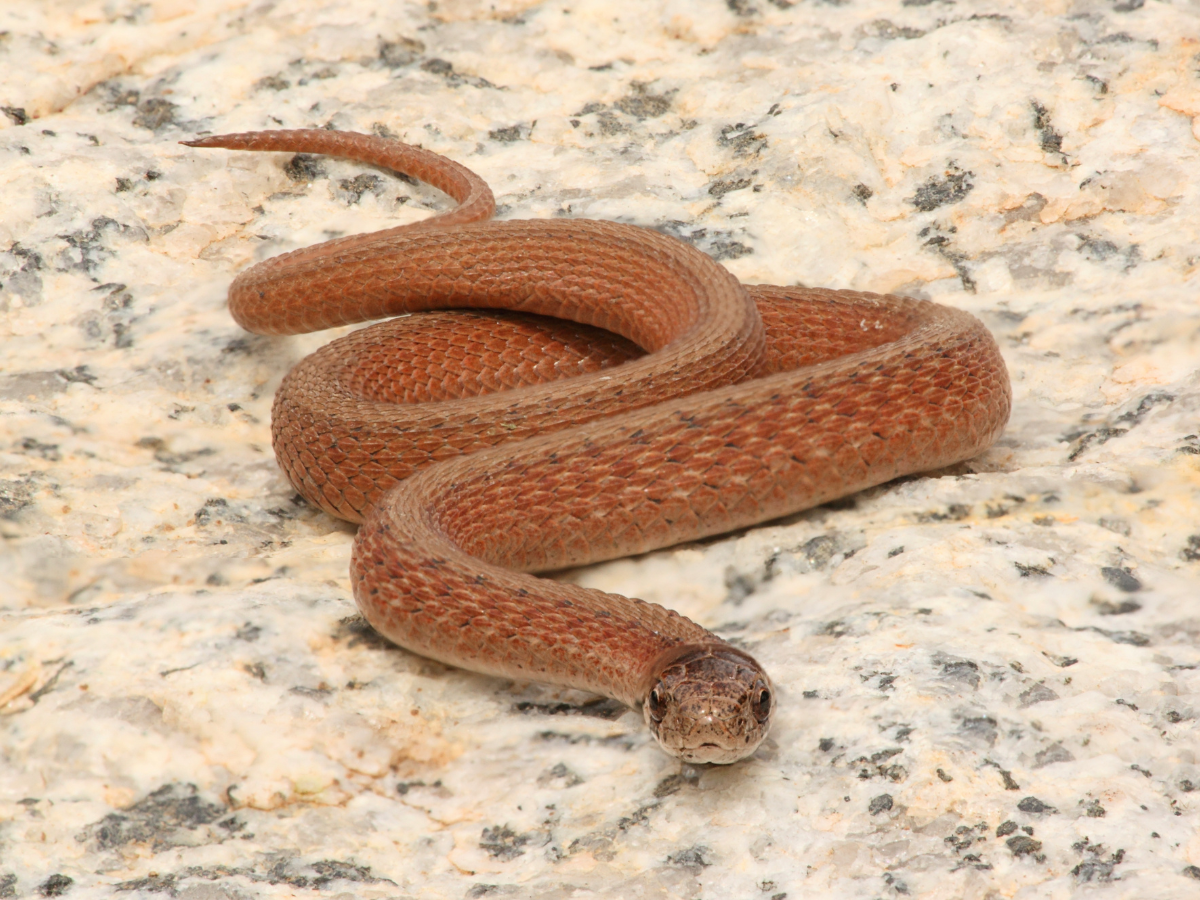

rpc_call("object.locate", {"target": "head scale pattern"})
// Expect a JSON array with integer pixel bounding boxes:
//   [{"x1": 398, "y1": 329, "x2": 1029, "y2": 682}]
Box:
[{"x1": 643, "y1": 645, "x2": 773, "y2": 764}]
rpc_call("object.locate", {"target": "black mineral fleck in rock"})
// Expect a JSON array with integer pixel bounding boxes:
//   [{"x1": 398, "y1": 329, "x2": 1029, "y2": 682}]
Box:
[
  {"x1": 1006, "y1": 835, "x2": 1043, "y2": 857},
  {"x1": 869, "y1": 794, "x2": 893, "y2": 815},
  {"x1": 38, "y1": 875, "x2": 73, "y2": 897},
  {"x1": 1017, "y1": 796, "x2": 1056, "y2": 814}
]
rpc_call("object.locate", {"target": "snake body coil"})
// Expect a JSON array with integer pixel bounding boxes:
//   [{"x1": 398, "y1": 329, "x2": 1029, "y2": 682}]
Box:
[{"x1": 186, "y1": 130, "x2": 1011, "y2": 763}]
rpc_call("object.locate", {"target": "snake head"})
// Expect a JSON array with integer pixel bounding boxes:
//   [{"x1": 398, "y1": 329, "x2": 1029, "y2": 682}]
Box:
[{"x1": 642, "y1": 644, "x2": 773, "y2": 764}]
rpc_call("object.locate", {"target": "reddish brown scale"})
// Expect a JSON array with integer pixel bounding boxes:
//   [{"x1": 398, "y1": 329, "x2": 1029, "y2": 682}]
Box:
[{"x1": 188, "y1": 130, "x2": 1011, "y2": 764}]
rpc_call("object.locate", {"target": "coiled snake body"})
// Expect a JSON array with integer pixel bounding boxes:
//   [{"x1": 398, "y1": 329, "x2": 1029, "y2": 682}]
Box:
[{"x1": 186, "y1": 130, "x2": 1011, "y2": 764}]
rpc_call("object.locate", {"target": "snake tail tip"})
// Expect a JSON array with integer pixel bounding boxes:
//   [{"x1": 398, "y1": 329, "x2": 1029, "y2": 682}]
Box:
[{"x1": 181, "y1": 135, "x2": 228, "y2": 148}]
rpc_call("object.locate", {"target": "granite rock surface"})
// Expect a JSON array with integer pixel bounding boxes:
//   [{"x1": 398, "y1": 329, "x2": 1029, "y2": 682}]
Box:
[{"x1": 2, "y1": 1, "x2": 1199, "y2": 898}]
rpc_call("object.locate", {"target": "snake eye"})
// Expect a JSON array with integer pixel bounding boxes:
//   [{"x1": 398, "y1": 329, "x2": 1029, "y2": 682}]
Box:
[
  {"x1": 751, "y1": 687, "x2": 771, "y2": 723},
  {"x1": 646, "y1": 687, "x2": 666, "y2": 723}
]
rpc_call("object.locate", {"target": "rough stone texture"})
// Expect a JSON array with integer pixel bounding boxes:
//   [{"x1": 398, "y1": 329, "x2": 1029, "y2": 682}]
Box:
[{"x1": 2, "y1": 1, "x2": 1199, "y2": 898}]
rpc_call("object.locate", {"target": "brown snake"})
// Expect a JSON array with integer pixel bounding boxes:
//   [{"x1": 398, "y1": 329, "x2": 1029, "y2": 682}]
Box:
[{"x1": 185, "y1": 130, "x2": 1011, "y2": 764}]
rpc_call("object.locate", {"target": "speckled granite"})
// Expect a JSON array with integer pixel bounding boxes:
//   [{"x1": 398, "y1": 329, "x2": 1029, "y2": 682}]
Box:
[{"x1": 2, "y1": 1, "x2": 1199, "y2": 898}]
